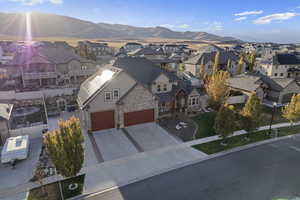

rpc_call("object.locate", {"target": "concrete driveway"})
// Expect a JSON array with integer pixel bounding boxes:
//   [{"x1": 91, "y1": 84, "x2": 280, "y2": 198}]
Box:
[
  {"x1": 125, "y1": 123, "x2": 180, "y2": 151},
  {"x1": 93, "y1": 129, "x2": 139, "y2": 161},
  {"x1": 0, "y1": 137, "x2": 42, "y2": 191}
]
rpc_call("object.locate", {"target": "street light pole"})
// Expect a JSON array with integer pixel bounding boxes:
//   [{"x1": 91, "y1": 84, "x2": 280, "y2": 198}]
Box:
[{"x1": 268, "y1": 102, "x2": 277, "y2": 135}]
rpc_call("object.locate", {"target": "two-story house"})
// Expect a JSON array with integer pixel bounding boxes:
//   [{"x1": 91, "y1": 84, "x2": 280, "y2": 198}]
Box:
[
  {"x1": 3, "y1": 46, "x2": 98, "y2": 89},
  {"x1": 113, "y1": 57, "x2": 206, "y2": 117},
  {"x1": 77, "y1": 65, "x2": 158, "y2": 132},
  {"x1": 257, "y1": 53, "x2": 300, "y2": 79},
  {"x1": 78, "y1": 41, "x2": 113, "y2": 57},
  {"x1": 123, "y1": 42, "x2": 143, "y2": 53}
]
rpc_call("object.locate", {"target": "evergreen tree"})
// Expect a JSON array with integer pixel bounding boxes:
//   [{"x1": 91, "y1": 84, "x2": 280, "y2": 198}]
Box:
[
  {"x1": 214, "y1": 104, "x2": 237, "y2": 144},
  {"x1": 240, "y1": 93, "x2": 262, "y2": 139},
  {"x1": 44, "y1": 116, "x2": 84, "y2": 178},
  {"x1": 282, "y1": 94, "x2": 300, "y2": 126},
  {"x1": 205, "y1": 70, "x2": 230, "y2": 110}
]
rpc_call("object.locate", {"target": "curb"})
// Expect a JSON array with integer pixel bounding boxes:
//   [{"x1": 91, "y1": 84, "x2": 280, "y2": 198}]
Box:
[{"x1": 74, "y1": 133, "x2": 299, "y2": 199}]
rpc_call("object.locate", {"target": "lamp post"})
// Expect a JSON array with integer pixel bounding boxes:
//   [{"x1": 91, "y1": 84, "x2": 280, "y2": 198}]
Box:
[{"x1": 268, "y1": 102, "x2": 277, "y2": 135}]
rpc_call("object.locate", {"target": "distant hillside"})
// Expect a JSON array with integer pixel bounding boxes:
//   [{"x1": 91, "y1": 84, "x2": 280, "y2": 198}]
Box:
[{"x1": 0, "y1": 12, "x2": 241, "y2": 42}]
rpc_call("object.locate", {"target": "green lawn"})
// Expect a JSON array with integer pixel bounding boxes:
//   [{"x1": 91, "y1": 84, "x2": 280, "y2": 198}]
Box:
[
  {"x1": 193, "y1": 125, "x2": 300, "y2": 155},
  {"x1": 192, "y1": 112, "x2": 217, "y2": 139}
]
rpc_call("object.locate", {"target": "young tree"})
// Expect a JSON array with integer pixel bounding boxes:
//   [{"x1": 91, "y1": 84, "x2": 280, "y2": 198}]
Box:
[
  {"x1": 240, "y1": 93, "x2": 262, "y2": 139},
  {"x1": 214, "y1": 104, "x2": 237, "y2": 145},
  {"x1": 248, "y1": 52, "x2": 256, "y2": 72},
  {"x1": 199, "y1": 63, "x2": 206, "y2": 80},
  {"x1": 212, "y1": 51, "x2": 220, "y2": 74},
  {"x1": 236, "y1": 54, "x2": 244, "y2": 75},
  {"x1": 44, "y1": 116, "x2": 84, "y2": 178},
  {"x1": 205, "y1": 70, "x2": 230, "y2": 110},
  {"x1": 282, "y1": 94, "x2": 300, "y2": 126}
]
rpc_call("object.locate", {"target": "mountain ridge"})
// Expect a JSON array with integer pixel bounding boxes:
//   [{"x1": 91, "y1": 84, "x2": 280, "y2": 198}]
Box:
[{"x1": 0, "y1": 12, "x2": 241, "y2": 42}]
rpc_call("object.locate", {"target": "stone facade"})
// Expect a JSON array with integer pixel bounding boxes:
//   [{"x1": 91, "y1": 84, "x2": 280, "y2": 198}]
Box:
[{"x1": 117, "y1": 84, "x2": 158, "y2": 128}]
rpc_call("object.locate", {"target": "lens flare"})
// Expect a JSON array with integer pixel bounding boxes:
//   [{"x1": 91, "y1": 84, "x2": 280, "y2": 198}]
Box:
[{"x1": 25, "y1": 12, "x2": 32, "y2": 41}]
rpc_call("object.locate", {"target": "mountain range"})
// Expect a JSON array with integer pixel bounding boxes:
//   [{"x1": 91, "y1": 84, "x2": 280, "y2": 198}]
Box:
[{"x1": 0, "y1": 12, "x2": 240, "y2": 42}]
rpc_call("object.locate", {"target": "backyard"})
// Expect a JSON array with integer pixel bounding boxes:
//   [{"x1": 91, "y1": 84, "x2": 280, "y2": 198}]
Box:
[{"x1": 193, "y1": 125, "x2": 300, "y2": 154}]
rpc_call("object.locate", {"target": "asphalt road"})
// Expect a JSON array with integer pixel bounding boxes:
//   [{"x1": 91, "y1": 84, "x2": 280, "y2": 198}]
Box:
[{"x1": 86, "y1": 135, "x2": 300, "y2": 200}]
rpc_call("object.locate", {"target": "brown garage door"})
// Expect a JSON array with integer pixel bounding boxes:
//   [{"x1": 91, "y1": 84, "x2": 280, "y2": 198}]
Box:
[
  {"x1": 124, "y1": 109, "x2": 155, "y2": 127},
  {"x1": 90, "y1": 110, "x2": 115, "y2": 131}
]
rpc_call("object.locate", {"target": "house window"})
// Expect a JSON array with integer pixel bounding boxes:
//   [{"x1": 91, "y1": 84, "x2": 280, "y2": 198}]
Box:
[
  {"x1": 280, "y1": 73, "x2": 284, "y2": 77},
  {"x1": 105, "y1": 92, "x2": 112, "y2": 101},
  {"x1": 113, "y1": 89, "x2": 119, "y2": 99},
  {"x1": 163, "y1": 84, "x2": 167, "y2": 91},
  {"x1": 274, "y1": 73, "x2": 278, "y2": 77},
  {"x1": 189, "y1": 96, "x2": 199, "y2": 106},
  {"x1": 81, "y1": 65, "x2": 87, "y2": 70},
  {"x1": 157, "y1": 85, "x2": 161, "y2": 92}
]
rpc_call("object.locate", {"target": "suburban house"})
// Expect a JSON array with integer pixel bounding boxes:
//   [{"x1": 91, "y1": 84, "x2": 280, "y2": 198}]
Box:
[
  {"x1": 1, "y1": 45, "x2": 98, "y2": 89},
  {"x1": 77, "y1": 41, "x2": 114, "y2": 57},
  {"x1": 127, "y1": 47, "x2": 165, "y2": 59},
  {"x1": 184, "y1": 49, "x2": 241, "y2": 76},
  {"x1": 123, "y1": 42, "x2": 143, "y2": 52},
  {"x1": 228, "y1": 74, "x2": 267, "y2": 104},
  {"x1": 77, "y1": 65, "x2": 158, "y2": 132},
  {"x1": 257, "y1": 53, "x2": 300, "y2": 79},
  {"x1": 162, "y1": 44, "x2": 181, "y2": 55},
  {"x1": 113, "y1": 57, "x2": 206, "y2": 117},
  {"x1": 228, "y1": 73, "x2": 300, "y2": 104},
  {"x1": 0, "y1": 103, "x2": 13, "y2": 146}
]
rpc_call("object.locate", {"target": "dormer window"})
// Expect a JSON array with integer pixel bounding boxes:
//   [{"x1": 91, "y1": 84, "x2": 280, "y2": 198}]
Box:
[
  {"x1": 163, "y1": 84, "x2": 167, "y2": 91},
  {"x1": 157, "y1": 85, "x2": 161, "y2": 92}
]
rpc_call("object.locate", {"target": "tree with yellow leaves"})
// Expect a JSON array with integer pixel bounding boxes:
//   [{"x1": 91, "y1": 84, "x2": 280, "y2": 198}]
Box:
[
  {"x1": 205, "y1": 70, "x2": 230, "y2": 110},
  {"x1": 237, "y1": 54, "x2": 244, "y2": 75},
  {"x1": 282, "y1": 94, "x2": 300, "y2": 127},
  {"x1": 212, "y1": 51, "x2": 220, "y2": 74},
  {"x1": 44, "y1": 116, "x2": 84, "y2": 178}
]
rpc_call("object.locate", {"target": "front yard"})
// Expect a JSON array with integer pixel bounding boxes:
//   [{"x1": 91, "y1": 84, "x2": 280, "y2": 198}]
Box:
[
  {"x1": 192, "y1": 105, "x2": 288, "y2": 139},
  {"x1": 193, "y1": 125, "x2": 300, "y2": 154}
]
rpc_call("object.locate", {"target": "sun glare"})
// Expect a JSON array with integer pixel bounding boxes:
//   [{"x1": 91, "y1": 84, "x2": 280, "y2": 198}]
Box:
[{"x1": 25, "y1": 12, "x2": 32, "y2": 41}]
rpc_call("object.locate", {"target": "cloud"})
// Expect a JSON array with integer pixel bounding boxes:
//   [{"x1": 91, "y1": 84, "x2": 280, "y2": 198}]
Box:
[
  {"x1": 234, "y1": 10, "x2": 263, "y2": 16},
  {"x1": 6, "y1": 0, "x2": 63, "y2": 5},
  {"x1": 234, "y1": 16, "x2": 247, "y2": 21},
  {"x1": 159, "y1": 24, "x2": 190, "y2": 29},
  {"x1": 253, "y1": 12, "x2": 299, "y2": 24}
]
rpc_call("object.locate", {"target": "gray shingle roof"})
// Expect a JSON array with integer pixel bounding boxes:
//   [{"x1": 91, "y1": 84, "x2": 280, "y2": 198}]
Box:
[
  {"x1": 228, "y1": 75, "x2": 262, "y2": 92},
  {"x1": 113, "y1": 57, "x2": 179, "y2": 87},
  {"x1": 0, "y1": 103, "x2": 13, "y2": 121},
  {"x1": 273, "y1": 54, "x2": 300, "y2": 65},
  {"x1": 185, "y1": 51, "x2": 238, "y2": 65},
  {"x1": 128, "y1": 47, "x2": 164, "y2": 56}
]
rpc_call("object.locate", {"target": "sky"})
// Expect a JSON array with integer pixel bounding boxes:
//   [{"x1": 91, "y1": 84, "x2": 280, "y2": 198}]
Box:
[{"x1": 0, "y1": 0, "x2": 300, "y2": 43}]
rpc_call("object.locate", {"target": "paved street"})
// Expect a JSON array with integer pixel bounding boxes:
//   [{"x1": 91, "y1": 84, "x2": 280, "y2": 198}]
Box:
[{"x1": 86, "y1": 135, "x2": 300, "y2": 200}]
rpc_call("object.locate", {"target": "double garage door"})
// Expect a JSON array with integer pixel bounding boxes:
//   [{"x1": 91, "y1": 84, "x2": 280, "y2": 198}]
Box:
[{"x1": 91, "y1": 109, "x2": 154, "y2": 131}]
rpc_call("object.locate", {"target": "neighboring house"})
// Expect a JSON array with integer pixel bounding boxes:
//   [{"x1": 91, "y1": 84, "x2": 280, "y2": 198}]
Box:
[
  {"x1": 127, "y1": 47, "x2": 165, "y2": 59},
  {"x1": 260, "y1": 77, "x2": 300, "y2": 103},
  {"x1": 228, "y1": 75, "x2": 267, "y2": 103},
  {"x1": 77, "y1": 65, "x2": 158, "y2": 131},
  {"x1": 162, "y1": 44, "x2": 181, "y2": 55},
  {"x1": 2, "y1": 46, "x2": 98, "y2": 88},
  {"x1": 78, "y1": 41, "x2": 113, "y2": 57},
  {"x1": 0, "y1": 103, "x2": 13, "y2": 146},
  {"x1": 257, "y1": 53, "x2": 300, "y2": 79},
  {"x1": 228, "y1": 73, "x2": 300, "y2": 104},
  {"x1": 113, "y1": 57, "x2": 206, "y2": 117},
  {"x1": 123, "y1": 42, "x2": 143, "y2": 52},
  {"x1": 184, "y1": 49, "x2": 241, "y2": 76}
]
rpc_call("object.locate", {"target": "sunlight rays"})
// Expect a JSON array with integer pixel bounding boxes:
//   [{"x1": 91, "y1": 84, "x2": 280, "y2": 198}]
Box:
[{"x1": 25, "y1": 12, "x2": 32, "y2": 41}]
